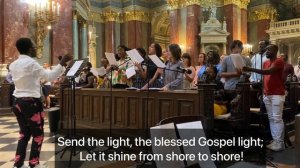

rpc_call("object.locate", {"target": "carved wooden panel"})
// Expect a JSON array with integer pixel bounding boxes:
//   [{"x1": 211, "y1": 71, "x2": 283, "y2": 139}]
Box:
[
  {"x1": 102, "y1": 96, "x2": 111, "y2": 125},
  {"x1": 178, "y1": 100, "x2": 194, "y2": 116},
  {"x1": 113, "y1": 96, "x2": 125, "y2": 127},
  {"x1": 82, "y1": 95, "x2": 91, "y2": 121},
  {"x1": 158, "y1": 99, "x2": 173, "y2": 123},
  {"x1": 92, "y1": 96, "x2": 101, "y2": 123},
  {"x1": 126, "y1": 97, "x2": 139, "y2": 128}
]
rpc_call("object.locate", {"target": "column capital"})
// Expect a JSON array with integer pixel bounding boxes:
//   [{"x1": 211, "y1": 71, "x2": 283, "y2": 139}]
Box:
[
  {"x1": 124, "y1": 11, "x2": 151, "y2": 22},
  {"x1": 248, "y1": 7, "x2": 277, "y2": 22},
  {"x1": 167, "y1": 0, "x2": 202, "y2": 10},
  {"x1": 224, "y1": 0, "x2": 250, "y2": 9},
  {"x1": 73, "y1": 11, "x2": 78, "y2": 20}
]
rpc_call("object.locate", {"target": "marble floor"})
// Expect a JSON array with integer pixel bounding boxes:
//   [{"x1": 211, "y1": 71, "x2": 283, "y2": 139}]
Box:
[{"x1": 0, "y1": 113, "x2": 296, "y2": 168}]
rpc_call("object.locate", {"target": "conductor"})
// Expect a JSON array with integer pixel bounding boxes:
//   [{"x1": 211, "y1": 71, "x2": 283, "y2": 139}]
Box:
[{"x1": 9, "y1": 37, "x2": 71, "y2": 168}]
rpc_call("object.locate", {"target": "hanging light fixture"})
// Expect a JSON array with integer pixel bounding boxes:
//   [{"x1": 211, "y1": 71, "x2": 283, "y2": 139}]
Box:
[{"x1": 23, "y1": 0, "x2": 60, "y2": 58}]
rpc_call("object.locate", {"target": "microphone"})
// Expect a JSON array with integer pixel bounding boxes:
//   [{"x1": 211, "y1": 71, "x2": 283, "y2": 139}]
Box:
[{"x1": 177, "y1": 67, "x2": 192, "y2": 74}]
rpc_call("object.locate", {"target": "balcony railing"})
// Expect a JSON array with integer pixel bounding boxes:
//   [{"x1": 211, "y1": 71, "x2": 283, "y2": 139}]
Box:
[{"x1": 270, "y1": 18, "x2": 300, "y2": 29}]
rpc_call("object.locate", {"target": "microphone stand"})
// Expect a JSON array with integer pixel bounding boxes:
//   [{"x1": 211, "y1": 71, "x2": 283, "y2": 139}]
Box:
[
  {"x1": 98, "y1": 58, "x2": 132, "y2": 153},
  {"x1": 137, "y1": 60, "x2": 186, "y2": 168},
  {"x1": 55, "y1": 63, "x2": 93, "y2": 167}
]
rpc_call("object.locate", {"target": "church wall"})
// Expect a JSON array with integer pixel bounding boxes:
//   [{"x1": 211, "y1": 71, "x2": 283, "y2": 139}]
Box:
[
  {"x1": 52, "y1": 0, "x2": 73, "y2": 65},
  {"x1": 3, "y1": 0, "x2": 30, "y2": 64},
  {"x1": 169, "y1": 9, "x2": 180, "y2": 44},
  {"x1": 95, "y1": 22, "x2": 105, "y2": 68},
  {"x1": 0, "y1": 0, "x2": 3, "y2": 63},
  {"x1": 247, "y1": 21, "x2": 258, "y2": 52},
  {"x1": 179, "y1": 7, "x2": 187, "y2": 53},
  {"x1": 240, "y1": 8, "x2": 248, "y2": 43},
  {"x1": 186, "y1": 5, "x2": 201, "y2": 65}
]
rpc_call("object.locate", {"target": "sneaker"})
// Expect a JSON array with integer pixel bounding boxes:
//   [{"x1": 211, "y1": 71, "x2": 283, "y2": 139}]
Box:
[
  {"x1": 266, "y1": 140, "x2": 275, "y2": 148},
  {"x1": 267, "y1": 140, "x2": 285, "y2": 151},
  {"x1": 13, "y1": 165, "x2": 28, "y2": 168},
  {"x1": 30, "y1": 164, "x2": 48, "y2": 168}
]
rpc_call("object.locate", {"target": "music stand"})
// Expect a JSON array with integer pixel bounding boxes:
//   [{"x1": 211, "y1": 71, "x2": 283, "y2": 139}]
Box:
[
  {"x1": 55, "y1": 59, "x2": 92, "y2": 167},
  {"x1": 98, "y1": 53, "x2": 134, "y2": 153}
]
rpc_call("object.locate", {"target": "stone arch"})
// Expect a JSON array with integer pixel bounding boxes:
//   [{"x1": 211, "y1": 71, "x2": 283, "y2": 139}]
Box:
[
  {"x1": 151, "y1": 11, "x2": 170, "y2": 50},
  {"x1": 204, "y1": 44, "x2": 221, "y2": 54},
  {"x1": 294, "y1": 48, "x2": 300, "y2": 65}
]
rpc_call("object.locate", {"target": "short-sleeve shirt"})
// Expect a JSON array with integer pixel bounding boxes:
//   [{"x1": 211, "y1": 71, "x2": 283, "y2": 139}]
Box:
[{"x1": 263, "y1": 58, "x2": 285, "y2": 95}]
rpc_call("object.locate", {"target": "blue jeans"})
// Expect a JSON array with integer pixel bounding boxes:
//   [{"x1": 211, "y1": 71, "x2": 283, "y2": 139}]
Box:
[{"x1": 263, "y1": 95, "x2": 285, "y2": 142}]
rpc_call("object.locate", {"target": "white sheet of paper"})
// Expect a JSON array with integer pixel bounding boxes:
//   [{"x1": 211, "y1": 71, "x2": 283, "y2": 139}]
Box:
[
  {"x1": 149, "y1": 55, "x2": 166, "y2": 68},
  {"x1": 126, "y1": 49, "x2": 144, "y2": 64},
  {"x1": 97, "y1": 67, "x2": 107, "y2": 76},
  {"x1": 105, "y1": 52, "x2": 118, "y2": 65},
  {"x1": 150, "y1": 123, "x2": 184, "y2": 168},
  {"x1": 125, "y1": 66, "x2": 136, "y2": 79},
  {"x1": 230, "y1": 54, "x2": 245, "y2": 70},
  {"x1": 90, "y1": 68, "x2": 98, "y2": 77},
  {"x1": 66, "y1": 60, "x2": 84, "y2": 77},
  {"x1": 177, "y1": 121, "x2": 216, "y2": 168}
]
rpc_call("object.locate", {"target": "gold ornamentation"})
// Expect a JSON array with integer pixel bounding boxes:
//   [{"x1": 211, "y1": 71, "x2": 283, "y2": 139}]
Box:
[
  {"x1": 89, "y1": 11, "x2": 151, "y2": 23},
  {"x1": 167, "y1": 0, "x2": 182, "y2": 10},
  {"x1": 101, "y1": 11, "x2": 122, "y2": 22},
  {"x1": 185, "y1": 0, "x2": 201, "y2": 6},
  {"x1": 224, "y1": 0, "x2": 250, "y2": 9},
  {"x1": 124, "y1": 11, "x2": 151, "y2": 22},
  {"x1": 248, "y1": 7, "x2": 278, "y2": 22},
  {"x1": 33, "y1": 0, "x2": 60, "y2": 58}
]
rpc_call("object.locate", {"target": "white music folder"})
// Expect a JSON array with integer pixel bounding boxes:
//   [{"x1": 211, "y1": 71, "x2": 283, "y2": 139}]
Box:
[
  {"x1": 66, "y1": 60, "x2": 84, "y2": 77},
  {"x1": 126, "y1": 49, "x2": 144, "y2": 64},
  {"x1": 105, "y1": 52, "x2": 118, "y2": 65},
  {"x1": 149, "y1": 55, "x2": 166, "y2": 68},
  {"x1": 150, "y1": 123, "x2": 184, "y2": 168},
  {"x1": 176, "y1": 121, "x2": 216, "y2": 168}
]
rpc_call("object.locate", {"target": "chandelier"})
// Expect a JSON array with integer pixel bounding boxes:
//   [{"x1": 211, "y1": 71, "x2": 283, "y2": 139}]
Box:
[{"x1": 23, "y1": 0, "x2": 60, "y2": 58}]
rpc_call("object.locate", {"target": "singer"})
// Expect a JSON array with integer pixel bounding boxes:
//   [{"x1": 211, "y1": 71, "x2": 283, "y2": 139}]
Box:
[
  {"x1": 141, "y1": 44, "x2": 184, "y2": 91},
  {"x1": 181, "y1": 53, "x2": 195, "y2": 89},
  {"x1": 250, "y1": 40, "x2": 269, "y2": 82},
  {"x1": 243, "y1": 44, "x2": 285, "y2": 151},
  {"x1": 9, "y1": 38, "x2": 71, "y2": 168}
]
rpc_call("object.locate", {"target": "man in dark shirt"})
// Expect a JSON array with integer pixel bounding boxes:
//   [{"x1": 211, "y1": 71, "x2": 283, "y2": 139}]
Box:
[
  {"x1": 279, "y1": 53, "x2": 294, "y2": 81},
  {"x1": 243, "y1": 44, "x2": 285, "y2": 151}
]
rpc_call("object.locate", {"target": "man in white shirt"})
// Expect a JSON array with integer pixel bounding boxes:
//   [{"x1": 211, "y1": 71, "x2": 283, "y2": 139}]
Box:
[
  {"x1": 250, "y1": 40, "x2": 269, "y2": 82},
  {"x1": 294, "y1": 56, "x2": 300, "y2": 81},
  {"x1": 9, "y1": 38, "x2": 71, "y2": 168}
]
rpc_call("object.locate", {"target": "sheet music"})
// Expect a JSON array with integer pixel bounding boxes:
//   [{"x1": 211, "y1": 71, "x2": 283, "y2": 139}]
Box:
[
  {"x1": 177, "y1": 121, "x2": 216, "y2": 168},
  {"x1": 149, "y1": 55, "x2": 166, "y2": 68},
  {"x1": 97, "y1": 67, "x2": 107, "y2": 77},
  {"x1": 150, "y1": 123, "x2": 184, "y2": 168},
  {"x1": 66, "y1": 60, "x2": 84, "y2": 77},
  {"x1": 126, "y1": 49, "x2": 144, "y2": 64},
  {"x1": 90, "y1": 68, "x2": 98, "y2": 77},
  {"x1": 125, "y1": 66, "x2": 136, "y2": 79},
  {"x1": 105, "y1": 52, "x2": 118, "y2": 65},
  {"x1": 230, "y1": 54, "x2": 245, "y2": 70}
]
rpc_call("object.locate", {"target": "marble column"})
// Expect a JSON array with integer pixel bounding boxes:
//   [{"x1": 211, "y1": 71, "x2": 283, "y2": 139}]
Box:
[
  {"x1": 169, "y1": 9, "x2": 180, "y2": 44},
  {"x1": 105, "y1": 21, "x2": 115, "y2": 53},
  {"x1": 223, "y1": 4, "x2": 239, "y2": 50},
  {"x1": 81, "y1": 23, "x2": 88, "y2": 59},
  {"x1": 240, "y1": 8, "x2": 248, "y2": 44},
  {"x1": 186, "y1": 5, "x2": 201, "y2": 66},
  {"x1": 256, "y1": 19, "x2": 270, "y2": 41},
  {"x1": 73, "y1": 14, "x2": 79, "y2": 59},
  {"x1": 52, "y1": 0, "x2": 72, "y2": 64},
  {"x1": 0, "y1": 0, "x2": 3, "y2": 63},
  {"x1": 128, "y1": 21, "x2": 135, "y2": 48},
  {"x1": 288, "y1": 43, "x2": 294, "y2": 63}
]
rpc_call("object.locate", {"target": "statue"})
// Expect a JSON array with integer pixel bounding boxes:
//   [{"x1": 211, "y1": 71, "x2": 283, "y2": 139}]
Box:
[{"x1": 210, "y1": 5, "x2": 217, "y2": 19}]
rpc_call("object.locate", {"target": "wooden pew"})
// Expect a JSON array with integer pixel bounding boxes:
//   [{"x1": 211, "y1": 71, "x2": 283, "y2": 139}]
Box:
[{"x1": 0, "y1": 83, "x2": 14, "y2": 114}]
